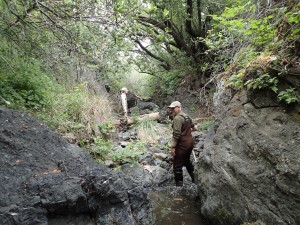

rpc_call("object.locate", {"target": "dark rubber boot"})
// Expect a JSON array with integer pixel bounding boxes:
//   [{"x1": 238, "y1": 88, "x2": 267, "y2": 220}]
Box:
[
  {"x1": 189, "y1": 171, "x2": 195, "y2": 183},
  {"x1": 176, "y1": 180, "x2": 183, "y2": 187},
  {"x1": 174, "y1": 171, "x2": 183, "y2": 187},
  {"x1": 186, "y1": 162, "x2": 195, "y2": 183}
]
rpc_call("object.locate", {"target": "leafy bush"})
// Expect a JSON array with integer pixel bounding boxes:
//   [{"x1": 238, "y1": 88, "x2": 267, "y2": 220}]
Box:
[
  {"x1": 0, "y1": 38, "x2": 56, "y2": 110},
  {"x1": 245, "y1": 73, "x2": 278, "y2": 93},
  {"x1": 109, "y1": 141, "x2": 146, "y2": 165},
  {"x1": 226, "y1": 71, "x2": 244, "y2": 90},
  {"x1": 98, "y1": 122, "x2": 115, "y2": 139},
  {"x1": 285, "y1": 3, "x2": 300, "y2": 39},
  {"x1": 212, "y1": 2, "x2": 277, "y2": 49},
  {"x1": 145, "y1": 52, "x2": 196, "y2": 100},
  {"x1": 278, "y1": 88, "x2": 298, "y2": 104},
  {"x1": 226, "y1": 50, "x2": 299, "y2": 105},
  {"x1": 92, "y1": 137, "x2": 113, "y2": 161},
  {"x1": 244, "y1": 16, "x2": 277, "y2": 46},
  {"x1": 90, "y1": 138, "x2": 146, "y2": 165},
  {"x1": 62, "y1": 83, "x2": 87, "y2": 122},
  {"x1": 32, "y1": 81, "x2": 114, "y2": 144},
  {"x1": 52, "y1": 84, "x2": 114, "y2": 142}
]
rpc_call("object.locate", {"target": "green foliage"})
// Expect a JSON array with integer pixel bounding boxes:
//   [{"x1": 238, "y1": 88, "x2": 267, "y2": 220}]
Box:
[
  {"x1": 62, "y1": 83, "x2": 87, "y2": 122},
  {"x1": 227, "y1": 59, "x2": 299, "y2": 105},
  {"x1": 91, "y1": 137, "x2": 146, "y2": 165},
  {"x1": 130, "y1": 106, "x2": 140, "y2": 118},
  {"x1": 109, "y1": 0, "x2": 220, "y2": 97},
  {"x1": 285, "y1": 4, "x2": 300, "y2": 39},
  {"x1": 210, "y1": 1, "x2": 278, "y2": 59},
  {"x1": 244, "y1": 16, "x2": 277, "y2": 46},
  {"x1": 92, "y1": 137, "x2": 113, "y2": 161},
  {"x1": 109, "y1": 141, "x2": 146, "y2": 165},
  {"x1": 226, "y1": 47, "x2": 259, "y2": 90},
  {"x1": 0, "y1": 38, "x2": 112, "y2": 141},
  {"x1": 98, "y1": 122, "x2": 115, "y2": 139},
  {"x1": 235, "y1": 47, "x2": 259, "y2": 66},
  {"x1": 45, "y1": 84, "x2": 115, "y2": 143},
  {"x1": 226, "y1": 71, "x2": 245, "y2": 90},
  {"x1": 222, "y1": 0, "x2": 300, "y2": 106},
  {"x1": 0, "y1": 38, "x2": 56, "y2": 110},
  {"x1": 245, "y1": 73, "x2": 278, "y2": 93},
  {"x1": 278, "y1": 88, "x2": 298, "y2": 104},
  {"x1": 198, "y1": 120, "x2": 213, "y2": 131},
  {"x1": 145, "y1": 53, "x2": 197, "y2": 99}
]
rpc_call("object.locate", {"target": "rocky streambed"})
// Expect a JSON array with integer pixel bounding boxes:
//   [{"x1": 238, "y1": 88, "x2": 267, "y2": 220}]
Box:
[{"x1": 0, "y1": 107, "x2": 207, "y2": 225}]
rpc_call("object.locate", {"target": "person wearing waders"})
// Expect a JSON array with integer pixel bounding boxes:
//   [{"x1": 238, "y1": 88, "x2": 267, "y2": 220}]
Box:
[{"x1": 168, "y1": 101, "x2": 198, "y2": 187}]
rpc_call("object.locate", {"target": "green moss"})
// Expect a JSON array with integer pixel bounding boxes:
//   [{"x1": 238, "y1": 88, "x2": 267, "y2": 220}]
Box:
[{"x1": 211, "y1": 207, "x2": 234, "y2": 225}]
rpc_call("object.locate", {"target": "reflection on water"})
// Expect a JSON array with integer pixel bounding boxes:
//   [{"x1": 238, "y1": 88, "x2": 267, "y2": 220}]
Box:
[{"x1": 148, "y1": 186, "x2": 207, "y2": 225}]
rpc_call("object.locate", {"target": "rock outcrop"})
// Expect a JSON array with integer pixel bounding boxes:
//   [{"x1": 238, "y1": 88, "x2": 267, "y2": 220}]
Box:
[
  {"x1": 196, "y1": 79, "x2": 300, "y2": 224},
  {"x1": 0, "y1": 108, "x2": 153, "y2": 225}
]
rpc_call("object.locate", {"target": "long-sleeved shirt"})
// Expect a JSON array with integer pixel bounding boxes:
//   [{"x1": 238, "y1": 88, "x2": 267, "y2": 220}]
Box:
[
  {"x1": 171, "y1": 111, "x2": 195, "y2": 150},
  {"x1": 121, "y1": 92, "x2": 128, "y2": 116},
  {"x1": 172, "y1": 111, "x2": 194, "y2": 140}
]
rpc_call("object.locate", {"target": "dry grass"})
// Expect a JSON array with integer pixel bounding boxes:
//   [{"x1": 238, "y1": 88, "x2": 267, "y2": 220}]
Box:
[
  {"x1": 48, "y1": 84, "x2": 116, "y2": 143},
  {"x1": 135, "y1": 119, "x2": 172, "y2": 144},
  {"x1": 82, "y1": 95, "x2": 114, "y2": 136}
]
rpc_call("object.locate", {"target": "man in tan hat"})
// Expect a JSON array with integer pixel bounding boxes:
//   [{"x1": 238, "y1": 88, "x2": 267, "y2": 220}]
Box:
[{"x1": 168, "y1": 101, "x2": 198, "y2": 186}]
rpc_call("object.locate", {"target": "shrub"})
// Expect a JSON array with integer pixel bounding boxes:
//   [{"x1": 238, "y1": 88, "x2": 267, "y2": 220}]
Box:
[
  {"x1": 98, "y1": 121, "x2": 115, "y2": 140},
  {"x1": 198, "y1": 120, "x2": 213, "y2": 131},
  {"x1": 109, "y1": 141, "x2": 146, "y2": 165},
  {"x1": 90, "y1": 138, "x2": 146, "y2": 166},
  {"x1": 0, "y1": 39, "x2": 56, "y2": 110},
  {"x1": 245, "y1": 73, "x2": 278, "y2": 93},
  {"x1": 278, "y1": 88, "x2": 298, "y2": 104},
  {"x1": 91, "y1": 137, "x2": 113, "y2": 161}
]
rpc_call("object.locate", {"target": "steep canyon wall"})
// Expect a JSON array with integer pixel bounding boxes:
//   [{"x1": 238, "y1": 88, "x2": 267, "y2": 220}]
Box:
[{"x1": 196, "y1": 78, "x2": 300, "y2": 225}]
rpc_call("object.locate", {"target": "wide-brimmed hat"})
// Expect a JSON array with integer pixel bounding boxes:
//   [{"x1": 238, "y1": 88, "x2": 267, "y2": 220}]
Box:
[{"x1": 168, "y1": 101, "x2": 181, "y2": 108}]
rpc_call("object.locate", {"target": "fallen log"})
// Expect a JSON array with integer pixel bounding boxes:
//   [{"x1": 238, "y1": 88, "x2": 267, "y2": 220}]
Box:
[
  {"x1": 114, "y1": 112, "x2": 161, "y2": 125},
  {"x1": 114, "y1": 112, "x2": 212, "y2": 126},
  {"x1": 192, "y1": 117, "x2": 213, "y2": 123}
]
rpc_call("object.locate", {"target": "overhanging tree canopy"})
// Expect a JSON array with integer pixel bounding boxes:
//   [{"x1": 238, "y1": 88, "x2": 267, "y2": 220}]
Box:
[{"x1": 110, "y1": 0, "x2": 216, "y2": 74}]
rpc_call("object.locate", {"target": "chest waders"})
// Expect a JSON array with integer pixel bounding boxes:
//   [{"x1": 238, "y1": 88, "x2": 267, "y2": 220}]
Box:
[{"x1": 173, "y1": 115, "x2": 195, "y2": 186}]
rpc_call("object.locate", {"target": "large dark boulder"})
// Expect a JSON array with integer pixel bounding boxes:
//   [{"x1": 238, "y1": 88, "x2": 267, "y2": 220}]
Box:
[
  {"x1": 0, "y1": 108, "x2": 153, "y2": 225},
  {"x1": 196, "y1": 78, "x2": 300, "y2": 225},
  {"x1": 127, "y1": 96, "x2": 159, "y2": 115}
]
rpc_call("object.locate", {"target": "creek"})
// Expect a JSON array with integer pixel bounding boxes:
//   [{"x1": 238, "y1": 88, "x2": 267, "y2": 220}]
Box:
[{"x1": 148, "y1": 185, "x2": 207, "y2": 225}]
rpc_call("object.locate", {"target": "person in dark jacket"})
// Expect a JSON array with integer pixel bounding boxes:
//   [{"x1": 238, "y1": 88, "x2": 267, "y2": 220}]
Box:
[{"x1": 168, "y1": 101, "x2": 198, "y2": 186}]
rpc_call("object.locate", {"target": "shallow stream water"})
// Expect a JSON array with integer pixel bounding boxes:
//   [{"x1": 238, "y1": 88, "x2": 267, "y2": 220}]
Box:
[{"x1": 148, "y1": 185, "x2": 207, "y2": 225}]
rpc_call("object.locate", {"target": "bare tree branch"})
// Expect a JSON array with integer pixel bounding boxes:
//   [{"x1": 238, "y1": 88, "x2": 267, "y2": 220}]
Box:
[
  {"x1": 137, "y1": 16, "x2": 193, "y2": 58},
  {"x1": 134, "y1": 39, "x2": 171, "y2": 70},
  {"x1": 3, "y1": 0, "x2": 37, "y2": 27}
]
